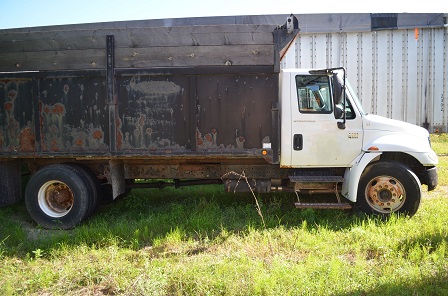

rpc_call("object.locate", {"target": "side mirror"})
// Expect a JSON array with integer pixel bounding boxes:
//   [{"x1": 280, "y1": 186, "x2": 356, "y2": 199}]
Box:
[
  {"x1": 334, "y1": 105, "x2": 344, "y2": 119},
  {"x1": 332, "y1": 69, "x2": 346, "y2": 129},
  {"x1": 332, "y1": 73, "x2": 343, "y2": 104}
]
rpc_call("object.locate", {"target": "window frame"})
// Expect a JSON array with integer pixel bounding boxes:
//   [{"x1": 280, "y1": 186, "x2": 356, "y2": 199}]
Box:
[{"x1": 295, "y1": 75, "x2": 333, "y2": 114}]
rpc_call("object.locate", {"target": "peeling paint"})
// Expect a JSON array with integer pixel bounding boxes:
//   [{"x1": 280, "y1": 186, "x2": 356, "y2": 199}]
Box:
[
  {"x1": 196, "y1": 128, "x2": 221, "y2": 149},
  {"x1": 4, "y1": 102, "x2": 13, "y2": 112},
  {"x1": 41, "y1": 102, "x2": 65, "y2": 151},
  {"x1": 92, "y1": 129, "x2": 103, "y2": 140},
  {"x1": 236, "y1": 136, "x2": 246, "y2": 149},
  {"x1": 51, "y1": 103, "x2": 66, "y2": 115},
  {"x1": 75, "y1": 137, "x2": 84, "y2": 147},
  {"x1": 2, "y1": 71, "x2": 274, "y2": 156},
  {"x1": 40, "y1": 101, "x2": 107, "y2": 151},
  {"x1": 118, "y1": 77, "x2": 187, "y2": 150},
  {"x1": 34, "y1": 77, "x2": 109, "y2": 152},
  {"x1": 63, "y1": 84, "x2": 69, "y2": 94},
  {"x1": 114, "y1": 115, "x2": 123, "y2": 150},
  {"x1": 50, "y1": 138, "x2": 60, "y2": 151},
  {"x1": 7, "y1": 89, "x2": 17, "y2": 100},
  {"x1": 19, "y1": 127, "x2": 35, "y2": 152},
  {"x1": 0, "y1": 77, "x2": 109, "y2": 154},
  {"x1": 129, "y1": 79, "x2": 181, "y2": 98},
  {"x1": 66, "y1": 126, "x2": 107, "y2": 151},
  {"x1": 195, "y1": 127, "x2": 248, "y2": 150}
]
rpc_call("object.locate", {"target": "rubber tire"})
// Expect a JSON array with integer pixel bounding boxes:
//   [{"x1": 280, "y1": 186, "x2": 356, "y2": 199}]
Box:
[
  {"x1": 64, "y1": 163, "x2": 100, "y2": 218},
  {"x1": 356, "y1": 161, "x2": 421, "y2": 217},
  {"x1": 25, "y1": 164, "x2": 93, "y2": 229}
]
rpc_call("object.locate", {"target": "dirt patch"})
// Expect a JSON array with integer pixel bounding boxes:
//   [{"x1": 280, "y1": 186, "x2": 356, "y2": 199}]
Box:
[
  {"x1": 423, "y1": 185, "x2": 448, "y2": 199},
  {"x1": 8, "y1": 213, "x2": 66, "y2": 241}
]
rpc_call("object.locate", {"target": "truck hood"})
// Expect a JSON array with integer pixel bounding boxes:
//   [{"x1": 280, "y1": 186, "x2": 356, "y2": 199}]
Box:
[
  {"x1": 362, "y1": 114, "x2": 438, "y2": 162},
  {"x1": 363, "y1": 114, "x2": 429, "y2": 139}
]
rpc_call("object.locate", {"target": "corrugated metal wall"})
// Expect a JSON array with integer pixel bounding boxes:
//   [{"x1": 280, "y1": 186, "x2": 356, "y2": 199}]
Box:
[{"x1": 283, "y1": 25, "x2": 448, "y2": 132}]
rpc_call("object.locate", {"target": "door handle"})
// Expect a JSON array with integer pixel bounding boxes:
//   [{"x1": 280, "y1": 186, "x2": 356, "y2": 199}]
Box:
[{"x1": 293, "y1": 134, "x2": 303, "y2": 150}]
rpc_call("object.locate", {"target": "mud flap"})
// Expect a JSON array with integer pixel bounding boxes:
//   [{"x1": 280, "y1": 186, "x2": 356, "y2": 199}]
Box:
[{"x1": 109, "y1": 160, "x2": 126, "y2": 200}]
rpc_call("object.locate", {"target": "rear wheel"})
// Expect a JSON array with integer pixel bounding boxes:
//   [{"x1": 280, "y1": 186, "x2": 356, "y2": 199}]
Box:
[
  {"x1": 25, "y1": 164, "x2": 94, "y2": 229},
  {"x1": 64, "y1": 163, "x2": 100, "y2": 218},
  {"x1": 356, "y1": 161, "x2": 421, "y2": 217}
]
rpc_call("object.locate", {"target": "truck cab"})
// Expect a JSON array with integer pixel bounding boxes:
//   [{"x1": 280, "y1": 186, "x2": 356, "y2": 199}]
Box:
[
  {"x1": 280, "y1": 68, "x2": 438, "y2": 215},
  {"x1": 280, "y1": 69, "x2": 364, "y2": 168}
]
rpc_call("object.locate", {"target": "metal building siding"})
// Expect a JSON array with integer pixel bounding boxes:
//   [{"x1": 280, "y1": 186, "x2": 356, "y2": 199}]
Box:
[{"x1": 284, "y1": 26, "x2": 448, "y2": 132}]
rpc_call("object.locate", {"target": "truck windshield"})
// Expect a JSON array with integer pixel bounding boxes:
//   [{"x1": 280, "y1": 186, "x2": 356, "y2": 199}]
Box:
[
  {"x1": 295, "y1": 75, "x2": 332, "y2": 114},
  {"x1": 346, "y1": 81, "x2": 366, "y2": 116}
]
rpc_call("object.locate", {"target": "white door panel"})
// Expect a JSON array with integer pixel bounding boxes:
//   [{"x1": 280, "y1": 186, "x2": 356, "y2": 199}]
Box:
[{"x1": 283, "y1": 71, "x2": 364, "y2": 168}]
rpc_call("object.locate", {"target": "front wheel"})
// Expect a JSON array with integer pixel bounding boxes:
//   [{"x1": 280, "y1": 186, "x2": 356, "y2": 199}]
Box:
[{"x1": 356, "y1": 161, "x2": 421, "y2": 217}]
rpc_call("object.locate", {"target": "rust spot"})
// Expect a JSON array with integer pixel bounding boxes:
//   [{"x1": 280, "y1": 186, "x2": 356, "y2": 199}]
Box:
[
  {"x1": 43, "y1": 105, "x2": 51, "y2": 114},
  {"x1": 204, "y1": 133, "x2": 213, "y2": 143},
  {"x1": 50, "y1": 138, "x2": 59, "y2": 151},
  {"x1": 116, "y1": 131, "x2": 123, "y2": 149},
  {"x1": 19, "y1": 127, "x2": 35, "y2": 152},
  {"x1": 4, "y1": 101, "x2": 13, "y2": 112},
  {"x1": 92, "y1": 130, "x2": 103, "y2": 140},
  {"x1": 51, "y1": 103, "x2": 65, "y2": 115},
  {"x1": 75, "y1": 138, "x2": 84, "y2": 147},
  {"x1": 196, "y1": 128, "x2": 220, "y2": 149},
  {"x1": 196, "y1": 129, "x2": 203, "y2": 146}
]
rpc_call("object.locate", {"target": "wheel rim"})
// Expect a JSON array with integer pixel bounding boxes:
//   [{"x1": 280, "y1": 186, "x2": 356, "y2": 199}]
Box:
[
  {"x1": 38, "y1": 180, "x2": 74, "y2": 218},
  {"x1": 364, "y1": 175, "x2": 406, "y2": 213}
]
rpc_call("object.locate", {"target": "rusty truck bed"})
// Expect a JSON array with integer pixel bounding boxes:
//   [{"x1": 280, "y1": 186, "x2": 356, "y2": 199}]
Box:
[{"x1": 0, "y1": 16, "x2": 298, "y2": 163}]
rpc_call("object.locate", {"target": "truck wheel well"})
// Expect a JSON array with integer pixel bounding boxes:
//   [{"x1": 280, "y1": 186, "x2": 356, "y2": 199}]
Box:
[{"x1": 379, "y1": 152, "x2": 426, "y2": 184}]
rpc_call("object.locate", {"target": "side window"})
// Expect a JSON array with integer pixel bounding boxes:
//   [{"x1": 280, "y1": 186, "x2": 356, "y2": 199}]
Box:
[{"x1": 295, "y1": 75, "x2": 332, "y2": 114}]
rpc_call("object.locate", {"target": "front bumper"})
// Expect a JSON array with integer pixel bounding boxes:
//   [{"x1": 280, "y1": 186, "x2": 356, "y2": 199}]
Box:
[{"x1": 422, "y1": 166, "x2": 438, "y2": 191}]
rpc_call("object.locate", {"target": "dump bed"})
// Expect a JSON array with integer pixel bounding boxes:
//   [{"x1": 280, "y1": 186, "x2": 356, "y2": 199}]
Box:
[{"x1": 0, "y1": 15, "x2": 298, "y2": 162}]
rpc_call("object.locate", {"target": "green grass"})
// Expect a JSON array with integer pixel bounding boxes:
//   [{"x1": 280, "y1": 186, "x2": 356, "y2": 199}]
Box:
[
  {"x1": 431, "y1": 133, "x2": 448, "y2": 155},
  {"x1": 0, "y1": 135, "x2": 447, "y2": 295}
]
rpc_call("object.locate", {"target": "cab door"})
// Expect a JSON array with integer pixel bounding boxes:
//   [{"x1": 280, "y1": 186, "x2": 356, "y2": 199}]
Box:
[{"x1": 281, "y1": 71, "x2": 363, "y2": 168}]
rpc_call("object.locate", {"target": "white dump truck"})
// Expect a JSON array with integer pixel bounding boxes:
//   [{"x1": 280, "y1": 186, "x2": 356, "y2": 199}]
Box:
[{"x1": 0, "y1": 15, "x2": 438, "y2": 229}]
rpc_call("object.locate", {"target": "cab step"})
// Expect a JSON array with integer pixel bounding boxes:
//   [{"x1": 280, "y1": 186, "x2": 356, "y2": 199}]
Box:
[
  {"x1": 294, "y1": 202, "x2": 352, "y2": 210},
  {"x1": 290, "y1": 174, "x2": 348, "y2": 209}
]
